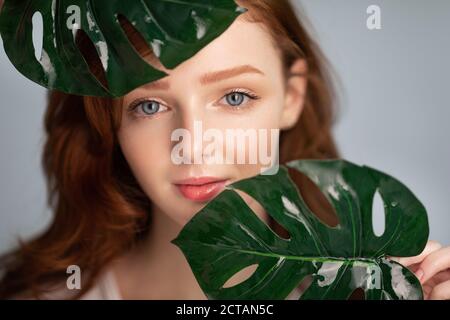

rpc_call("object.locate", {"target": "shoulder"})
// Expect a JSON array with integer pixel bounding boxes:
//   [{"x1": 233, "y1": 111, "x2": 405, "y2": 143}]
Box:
[
  {"x1": 10, "y1": 267, "x2": 121, "y2": 300},
  {"x1": 80, "y1": 267, "x2": 122, "y2": 300}
]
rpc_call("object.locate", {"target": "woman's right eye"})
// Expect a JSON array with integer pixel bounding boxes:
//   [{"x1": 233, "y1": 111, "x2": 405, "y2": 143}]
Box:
[{"x1": 129, "y1": 100, "x2": 168, "y2": 117}]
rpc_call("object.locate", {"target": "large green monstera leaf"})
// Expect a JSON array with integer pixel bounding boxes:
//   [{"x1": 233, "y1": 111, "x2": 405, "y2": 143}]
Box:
[
  {"x1": 0, "y1": 0, "x2": 245, "y2": 97},
  {"x1": 171, "y1": 159, "x2": 429, "y2": 300}
]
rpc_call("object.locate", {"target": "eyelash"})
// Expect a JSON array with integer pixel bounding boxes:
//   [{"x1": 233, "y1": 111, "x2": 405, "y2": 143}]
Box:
[
  {"x1": 127, "y1": 88, "x2": 261, "y2": 118},
  {"x1": 220, "y1": 89, "x2": 261, "y2": 109},
  {"x1": 127, "y1": 98, "x2": 168, "y2": 117}
]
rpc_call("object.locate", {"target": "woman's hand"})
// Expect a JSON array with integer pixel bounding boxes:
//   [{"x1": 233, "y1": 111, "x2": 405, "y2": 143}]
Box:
[{"x1": 390, "y1": 240, "x2": 450, "y2": 300}]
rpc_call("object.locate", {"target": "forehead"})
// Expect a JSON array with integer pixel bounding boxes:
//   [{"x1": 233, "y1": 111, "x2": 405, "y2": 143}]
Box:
[{"x1": 147, "y1": 18, "x2": 282, "y2": 79}]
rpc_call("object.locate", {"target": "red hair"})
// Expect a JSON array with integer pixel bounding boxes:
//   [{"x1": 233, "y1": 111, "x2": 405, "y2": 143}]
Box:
[{"x1": 0, "y1": 0, "x2": 340, "y2": 299}]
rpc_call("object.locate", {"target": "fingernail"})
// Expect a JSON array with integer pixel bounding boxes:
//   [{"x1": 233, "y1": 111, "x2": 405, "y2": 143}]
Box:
[{"x1": 415, "y1": 268, "x2": 424, "y2": 282}]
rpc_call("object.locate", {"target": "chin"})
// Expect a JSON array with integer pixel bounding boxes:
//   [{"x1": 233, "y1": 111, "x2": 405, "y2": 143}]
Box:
[{"x1": 171, "y1": 207, "x2": 200, "y2": 226}]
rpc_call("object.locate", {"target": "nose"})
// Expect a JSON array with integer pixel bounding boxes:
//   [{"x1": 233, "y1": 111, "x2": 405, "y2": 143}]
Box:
[{"x1": 171, "y1": 100, "x2": 211, "y2": 165}]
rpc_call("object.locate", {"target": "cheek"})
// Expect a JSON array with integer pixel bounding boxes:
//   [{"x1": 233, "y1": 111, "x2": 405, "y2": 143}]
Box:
[
  {"x1": 207, "y1": 96, "x2": 284, "y2": 179},
  {"x1": 118, "y1": 126, "x2": 192, "y2": 223},
  {"x1": 210, "y1": 93, "x2": 285, "y2": 130},
  {"x1": 117, "y1": 122, "x2": 172, "y2": 198}
]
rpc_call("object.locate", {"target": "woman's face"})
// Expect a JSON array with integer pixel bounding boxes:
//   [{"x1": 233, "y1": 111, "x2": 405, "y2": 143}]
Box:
[{"x1": 116, "y1": 16, "x2": 307, "y2": 226}]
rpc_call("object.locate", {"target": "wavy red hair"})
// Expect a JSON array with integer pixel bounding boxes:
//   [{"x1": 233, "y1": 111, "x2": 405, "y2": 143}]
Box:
[{"x1": 0, "y1": 0, "x2": 341, "y2": 299}]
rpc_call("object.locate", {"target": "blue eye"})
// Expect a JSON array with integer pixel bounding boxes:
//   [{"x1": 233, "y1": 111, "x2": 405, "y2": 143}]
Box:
[
  {"x1": 140, "y1": 101, "x2": 161, "y2": 115},
  {"x1": 226, "y1": 92, "x2": 246, "y2": 106},
  {"x1": 129, "y1": 99, "x2": 168, "y2": 117},
  {"x1": 223, "y1": 90, "x2": 260, "y2": 108}
]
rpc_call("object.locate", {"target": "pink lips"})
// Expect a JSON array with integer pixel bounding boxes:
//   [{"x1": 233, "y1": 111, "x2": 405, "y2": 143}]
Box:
[{"x1": 174, "y1": 177, "x2": 229, "y2": 202}]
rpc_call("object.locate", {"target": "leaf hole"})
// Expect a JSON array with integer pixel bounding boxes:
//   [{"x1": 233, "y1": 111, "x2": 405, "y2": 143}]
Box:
[
  {"x1": 287, "y1": 167, "x2": 339, "y2": 228},
  {"x1": 117, "y1": 14, "x2": 165, "y2": 72},
  {"x1": 286, "y1": 274, "x2": 313, "y2": 300},
  {"x1": 372, "y1": 189, "x2": 386, "y2": 237},
  {"x1": 348, "y1": 287, "x2": 366, "y2": 300},
  {"x1": 234, "y1": 189, "x2": 291, "y2": 240},
  {"x1": 222, "y1": 264, "x2": 258, "y2": 289},
  {"x1": 74, "y1": 29, "x2": 109, "y2": 89},
  {"x1": 32, "y1": 11, "x2": 44, "y2": 61},
  {"x1": 270, "y1": 217, "x2": 291, "y2": 240}
]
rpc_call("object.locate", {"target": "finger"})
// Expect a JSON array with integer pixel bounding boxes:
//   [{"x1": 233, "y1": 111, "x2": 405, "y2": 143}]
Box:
[
  {"x1": 428, "y1": 280, "x2": 450, "y2": 300},
  {"x1": 425, "y1": 270, "x2": 450, "y2": 284},
  {"x1": 423, "y1": 284, "x2": 433, "y2": 300},
  {"x1": 389, "y1": 240, "x2": 442, "y2": 267},
  {"x1": 407, "y1": 264, "x2": 421, "y2": 274},
  {"x1": 418, "y1": 246, "x2": 450, "y2": 284}
]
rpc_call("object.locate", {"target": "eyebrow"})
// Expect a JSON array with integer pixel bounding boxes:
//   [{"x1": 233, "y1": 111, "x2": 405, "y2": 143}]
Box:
[{"x1": 142, "y1": 65, "x2": 265, "y2": 90}]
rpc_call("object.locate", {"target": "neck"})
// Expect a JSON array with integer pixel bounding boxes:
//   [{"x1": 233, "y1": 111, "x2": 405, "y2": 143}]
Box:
[
  {"x1": 113, "y1": 195, "x2": 267, "y2": 299},
  {"x1": 114, "y1": 205, "x2": 207, "y2": 299}
]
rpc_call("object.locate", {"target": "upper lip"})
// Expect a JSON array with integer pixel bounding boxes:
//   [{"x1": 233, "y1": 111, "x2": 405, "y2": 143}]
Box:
[{"x1": 174, "y1": 176, "x2": 228, "y2": 186}]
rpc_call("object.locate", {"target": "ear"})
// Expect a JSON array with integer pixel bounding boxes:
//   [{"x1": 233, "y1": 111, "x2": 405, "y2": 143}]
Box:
[{"x1": 280, "y1": 59, "x2": 308, "y2": 130}]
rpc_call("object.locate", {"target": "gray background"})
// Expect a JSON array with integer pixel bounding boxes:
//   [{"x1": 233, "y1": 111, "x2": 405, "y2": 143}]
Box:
[{"x1": 0, "y1": 0, "x2": 449, "y2": 255}]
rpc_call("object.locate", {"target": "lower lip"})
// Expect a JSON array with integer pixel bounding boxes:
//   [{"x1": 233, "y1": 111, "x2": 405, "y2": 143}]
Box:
[{"x1": 175, "y1": 180, "x2": 228, "y2": 202}]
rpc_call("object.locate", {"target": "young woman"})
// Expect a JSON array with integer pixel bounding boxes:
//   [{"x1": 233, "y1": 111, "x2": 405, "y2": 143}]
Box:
[{"x1": 0, "y1": 0, "x2": 449, "y2": 300}]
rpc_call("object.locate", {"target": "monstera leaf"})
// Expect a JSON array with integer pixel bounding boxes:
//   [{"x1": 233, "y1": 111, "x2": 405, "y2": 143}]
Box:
[
  {"x1": 171, "y1": 159, "x2": 429, "y2": 300},
  {"x1": 0, "y1": 0, "x2": 245, "y2": 97}
]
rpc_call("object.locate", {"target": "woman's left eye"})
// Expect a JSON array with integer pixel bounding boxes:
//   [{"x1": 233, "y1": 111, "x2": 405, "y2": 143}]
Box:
[{"x1": 220, "y1": 90, "x2": 260, "y2": 108}]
